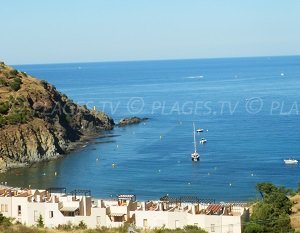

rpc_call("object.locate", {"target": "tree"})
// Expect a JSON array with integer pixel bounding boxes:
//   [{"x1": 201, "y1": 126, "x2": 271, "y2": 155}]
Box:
[
  {"x1": 244, "y1": 182, "x2": 293, "y2": 233},
  {"x1": 243, "y1": 223, "x2": 264, "y2": 233},
  {"x1": 37, "y1": 214, "x2": 44, "y2": 228}
]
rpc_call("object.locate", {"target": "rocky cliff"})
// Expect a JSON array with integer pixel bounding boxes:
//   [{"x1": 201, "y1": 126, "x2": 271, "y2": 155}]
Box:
[{"x1": 0, "y1": 62, "x2": 114, "y2": 172}]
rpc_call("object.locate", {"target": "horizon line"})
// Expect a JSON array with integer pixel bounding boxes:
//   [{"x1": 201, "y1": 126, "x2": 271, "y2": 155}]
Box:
[{"x1": 10, "y1": 54, "x2": 300, "y2": 66}]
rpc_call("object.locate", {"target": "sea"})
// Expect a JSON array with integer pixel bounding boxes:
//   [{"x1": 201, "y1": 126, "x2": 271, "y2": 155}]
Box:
[{"x1": 1, "y1": 56, "x2": 300, "y2": 202}]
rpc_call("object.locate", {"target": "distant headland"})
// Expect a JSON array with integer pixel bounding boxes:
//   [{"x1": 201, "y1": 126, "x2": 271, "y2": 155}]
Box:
[{"x1": 0, "y1": 61, "x2": 115, "y2": 172}]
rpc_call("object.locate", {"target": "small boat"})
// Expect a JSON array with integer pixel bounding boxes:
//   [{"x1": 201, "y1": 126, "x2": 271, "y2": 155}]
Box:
[
  {"x1": 196, "y1": 128, "x2": 204, "y2": 133},
  {"x1": 284, "y1": 159, "x2": 298, "y2": 165},
  {"x1": 200, "y1": 138, "x2": 207, "y2": 144},
  {"x1": 191, "y1": 123, "x2": 200, "y2": 162}
]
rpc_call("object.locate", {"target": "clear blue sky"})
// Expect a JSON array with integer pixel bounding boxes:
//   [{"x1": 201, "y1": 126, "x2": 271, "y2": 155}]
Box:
[{"x1": 1, "y1": 0, "x2": 300, "y2": 64}]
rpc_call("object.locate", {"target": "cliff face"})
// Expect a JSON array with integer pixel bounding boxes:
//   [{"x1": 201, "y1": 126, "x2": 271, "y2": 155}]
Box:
[{"x1": 0, "y1": 62, "x2": 114, "y2": 172}]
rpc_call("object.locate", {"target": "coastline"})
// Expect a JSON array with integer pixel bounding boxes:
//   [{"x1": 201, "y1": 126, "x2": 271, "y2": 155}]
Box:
[{"x1": 0, "y1": 129, "x2": 113, "y2": 173}]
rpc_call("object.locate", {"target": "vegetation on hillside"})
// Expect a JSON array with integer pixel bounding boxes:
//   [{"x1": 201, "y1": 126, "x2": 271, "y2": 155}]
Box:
[
  {"x1": 0, "y1": 63, "x2": 23, "y2": 91},
  {"x1": 244, "y1": 182, "x2": 294, "y2": 233},
  {"x1": 0, "y1": 62, "x2": 32, "y2": 126},
  {"x1": 0, "y1": 95, "x2": 33, "y2": 126}
]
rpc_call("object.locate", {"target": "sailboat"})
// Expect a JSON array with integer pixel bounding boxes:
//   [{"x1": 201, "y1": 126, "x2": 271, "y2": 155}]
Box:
[{"x1": 191, "y1": 123, "x2": 200, "y2": 162}]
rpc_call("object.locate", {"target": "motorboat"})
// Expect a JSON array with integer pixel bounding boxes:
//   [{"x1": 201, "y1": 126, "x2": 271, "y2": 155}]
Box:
[
  {"x1": 200, "y1": 138, "x2": 207, "y2": 144},
  {"x1": 284, "y1": 159, "x2": 298, "y2": 165}
]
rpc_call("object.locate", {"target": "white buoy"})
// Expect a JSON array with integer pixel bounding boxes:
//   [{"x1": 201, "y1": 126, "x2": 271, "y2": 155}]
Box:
[
  {"x1": 229, "y1": 183, "x2": 232, "y2": 186},
  {"x1": 116, "y1": 145, "x2": 119, "y2": 148},
  {"x1": 54, "y1": 172, "x2": 57, "y2": 176},
  {"x1": 160, "y1": 135, "x2": 162, "y2": 140},
  {"x1": 112, "y1": 163, "x2": 115, "y2": 168}
]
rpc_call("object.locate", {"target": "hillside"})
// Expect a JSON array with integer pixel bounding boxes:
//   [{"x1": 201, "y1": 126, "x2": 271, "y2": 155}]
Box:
[{"x1": 0, "y1": 62, "x2": 114, "y2": 172}]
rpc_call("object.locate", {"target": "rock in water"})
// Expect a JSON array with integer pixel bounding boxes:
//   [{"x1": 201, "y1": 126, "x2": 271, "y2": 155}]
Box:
[
  {"x1": 118, "y1": 117, "x2": 148, "y2": 127},
  {"x1": 0, "y1": 62, "x2": 114, "y2": 172}
]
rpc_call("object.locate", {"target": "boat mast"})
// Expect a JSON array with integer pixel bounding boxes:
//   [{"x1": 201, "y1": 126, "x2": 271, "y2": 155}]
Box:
[{"x1": 193, "y1": 122, "x2": 197, "y2": 153}]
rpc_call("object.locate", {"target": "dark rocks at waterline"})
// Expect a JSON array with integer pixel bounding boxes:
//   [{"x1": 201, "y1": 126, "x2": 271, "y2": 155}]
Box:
[{"x1": 117, "y1": 117, "x2": 149, "y2": 127}]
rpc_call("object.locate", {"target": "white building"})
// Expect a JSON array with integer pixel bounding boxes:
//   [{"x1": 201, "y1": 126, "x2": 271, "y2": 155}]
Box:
[
  {"x1": 0, "y1": 186, "x2": 248, "y2": 232},
  {"x1": 134, "y1": 199, "x2": 248, "y2": 233}
]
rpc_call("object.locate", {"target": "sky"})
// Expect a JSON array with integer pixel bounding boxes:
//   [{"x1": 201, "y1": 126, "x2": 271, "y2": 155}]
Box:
[{"x1": 0, "y1": 0, "x2": 300, "y2": 65}]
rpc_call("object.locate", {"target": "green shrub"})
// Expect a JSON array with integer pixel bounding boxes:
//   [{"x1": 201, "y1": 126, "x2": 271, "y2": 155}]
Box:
[
  {"x1": 0, "y1": 77, "x2": 7, "y2": 86},
  {"x1": 0, "y1": 213, "x2": 12, "y2": 227},
  {"x1": 75, "y1": 220, "x2": 87, "y2": 230},
  {"x1": 40, "y1": 80, "x2": 48, "y2": 87},
  {"x1": 0, "y1": 101, "x2": 10, "y2": 114},
  {"x1": 9, "y1": 77, "x2": 22, "y2": 91},
  {"x1": 21, "y1": 71, "x2": 27, "y2": 77},
  {"x1": 56, "y1": 222, "x2": 73, "y2": 231},
  {"x1": 9, "y1": 69, "x2": 18, "y2": 76},
  {"x1": 0, "y1": 116, "x2": 5, "y2": 126},
  {"x1": 6, "y1": 108, "x2": 32, "y2": 124}
]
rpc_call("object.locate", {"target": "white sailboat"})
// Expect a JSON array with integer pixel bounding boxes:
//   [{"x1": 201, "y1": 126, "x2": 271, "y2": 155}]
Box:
[{"x1": 191, "y1": 123, "x2": 200, "y2": 162}]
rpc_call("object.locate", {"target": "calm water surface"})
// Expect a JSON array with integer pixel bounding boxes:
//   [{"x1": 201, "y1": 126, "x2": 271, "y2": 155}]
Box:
[{"x1": 1, "y1": 56, "x2": 300, "y2": 201}]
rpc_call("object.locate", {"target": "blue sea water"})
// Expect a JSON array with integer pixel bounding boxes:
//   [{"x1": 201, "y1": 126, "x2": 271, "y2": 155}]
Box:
[{"x1": 1, "y1": 56, "x2": 300, "y2": 201}]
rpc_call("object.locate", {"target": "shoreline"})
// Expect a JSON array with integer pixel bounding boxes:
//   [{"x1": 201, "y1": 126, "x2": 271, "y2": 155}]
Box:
[{"x1": 0, "y1": 129, "x2": 113, "y2": 173}]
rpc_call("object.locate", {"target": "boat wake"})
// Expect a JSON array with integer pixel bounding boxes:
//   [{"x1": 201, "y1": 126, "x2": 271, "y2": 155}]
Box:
[{"x1": 184, "y1": 75, "x2": 204, "y2": 79}]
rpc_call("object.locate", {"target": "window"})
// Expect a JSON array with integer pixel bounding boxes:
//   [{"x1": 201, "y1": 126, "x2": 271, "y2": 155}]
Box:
[
  {"x1": 143, "y1": 219, "x2": 148, "y2": 227},
  {"x1": 34, "y1": 210, "x2": 39, "y2": 221},
  {"x1": 5, "y1": 204, "x2": 8, "y2": 212},
  {"x1": 0, "y1": 204, "x2": 4, "y2": 212},
  {"x1": 18, "y1": 205, "x2": 21, "y2": 216},
  {"x1": 211, "y1": 224, "x2": 215, "y2": 232},
  {"x1": 175, "y1": 220, "x2": 180, "y2": 228},
  {"x1": 194, "y1": 223, "x2": 198, "y2": 226},
  {"x1": 49, "y1": 211, "x2": 54, "y2": 218}
]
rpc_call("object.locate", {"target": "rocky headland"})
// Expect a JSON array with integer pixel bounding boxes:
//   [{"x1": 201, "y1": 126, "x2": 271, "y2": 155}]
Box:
[{"x1": 0, "y1": 62, "x2": 114, "y2": 172}]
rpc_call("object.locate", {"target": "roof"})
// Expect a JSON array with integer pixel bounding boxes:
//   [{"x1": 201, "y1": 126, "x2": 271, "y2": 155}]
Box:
[
  {"x1": 206, "y1": 204, "x2": 224, "y2": 215},
  {"x1": 60, "y1": 206, "x2": 79, "y2": 212}
]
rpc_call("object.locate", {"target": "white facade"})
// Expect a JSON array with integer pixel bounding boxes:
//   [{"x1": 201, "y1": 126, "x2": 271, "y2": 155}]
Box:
[
  {"x1": 134, "y1": 201, "x2": 248, "y2": 233},
  {"x1": 0, "y1": 186, "x2": 248, "y2": 232}
]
